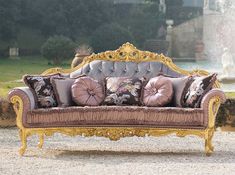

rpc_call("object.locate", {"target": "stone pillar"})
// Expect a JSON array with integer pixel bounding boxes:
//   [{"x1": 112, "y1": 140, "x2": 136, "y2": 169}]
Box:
[
  {"x1": 9, "y1": 47, "x2": 19, "y2": 59},
  {"x1": 166, "y1": 19, "x2": 174, "y2": 57},
  {"x1": 159, "y1": 0, "x2": 166, "y2": 14},
  {"x1": 204, "y1": 0, "x2": 209, "y2": 11}
]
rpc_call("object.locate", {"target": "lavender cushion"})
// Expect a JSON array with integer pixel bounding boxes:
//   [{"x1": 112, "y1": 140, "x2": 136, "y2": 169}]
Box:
[
  {"x1": 143, "y1": 75, "x2": 173, "y2": 107},
  {"x1": 71, "y1": 77, "x2": 104, "y2": 106},
  {"x1": 51, "y1": 75, "x2": 86, "y2": 107},
  {"x1": 168, "y1": 76, "x2": 193, "y2": 107},
  {"x1": 51, "y1": 77, "x2": 76, "y2": 107}
]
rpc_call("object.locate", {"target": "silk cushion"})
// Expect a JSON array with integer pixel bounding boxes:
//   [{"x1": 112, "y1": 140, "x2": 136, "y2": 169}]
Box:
[
  {"x1": 168, "y1": 76, "x2": 193, "y2": 107},
  {"x1": 23, "y1": 74, "x2": 61, "y2": 108},
  {"x1": 182, "y1": 73, "x2": 217, "y2": 108},
  {"x1": 143, "y1": 75, "x2": 173, "y2": 107},
  {"x1": 104, "y1": 77, "x2": 144, "y2": 105},
  {"x1": 51, "y1": 75, "x2": 86, "y2": 107},
  {"x1": 51, "y1": 77, "x2": 76, "y2": 107},
  {"x1": 71, "y1": 77, "x2": 104, "y2": 106}
]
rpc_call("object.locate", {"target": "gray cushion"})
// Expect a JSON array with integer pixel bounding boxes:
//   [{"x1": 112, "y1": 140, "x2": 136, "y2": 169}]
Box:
[
  {"x1": 168, "y1": 76, "x2": 193, "y2": 107},
  {"x1": 51, "y1": 77, "x2": 76, "y2": 107},
  {"x1": 70, "y1": 60, "x2": 183, "y2": 81}
]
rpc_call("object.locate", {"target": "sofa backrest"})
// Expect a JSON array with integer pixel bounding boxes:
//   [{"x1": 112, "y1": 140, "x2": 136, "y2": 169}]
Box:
[
  {"x1": 42, "y1": 42, "x2": 218, "y2": 85},
  {"x1": 69, "y1": 60, "x2": 183, "y2": 81}
]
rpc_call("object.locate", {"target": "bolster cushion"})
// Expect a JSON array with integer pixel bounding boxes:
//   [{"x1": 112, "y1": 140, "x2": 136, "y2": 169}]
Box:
[
  {"x1": 143, "y1": 75, "x2": 173, "y2": 107},
  {"x1": 71, "y1": 77, "x2": 104, "y2": 106}
]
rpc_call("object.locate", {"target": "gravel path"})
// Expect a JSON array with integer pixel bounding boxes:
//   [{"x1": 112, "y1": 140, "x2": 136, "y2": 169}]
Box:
[{"x1": 0, "y1": 128, "x2": 235, "y2": 175}]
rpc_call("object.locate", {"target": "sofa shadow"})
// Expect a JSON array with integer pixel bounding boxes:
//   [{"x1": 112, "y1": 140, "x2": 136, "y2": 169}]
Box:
[{"x1": 25, "y1": 148, "x2": 235, "y2": 164}]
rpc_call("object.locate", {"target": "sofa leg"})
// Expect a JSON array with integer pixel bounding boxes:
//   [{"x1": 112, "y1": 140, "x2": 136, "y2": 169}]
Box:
[
  {"x1": 19, "y1": 129, "x2": 27, "y2": 156},
  {"x1": 205, "y1": 129, "x2": 214, "y2": 156},
  {"x1": 38, "y1": 134, "x2": 44, "y2": 149}
]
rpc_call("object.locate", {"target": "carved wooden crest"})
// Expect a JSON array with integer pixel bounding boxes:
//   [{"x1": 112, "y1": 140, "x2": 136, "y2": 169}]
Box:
[{"x1": 42, "y1": 42, "x2": 219, "y2": 87}]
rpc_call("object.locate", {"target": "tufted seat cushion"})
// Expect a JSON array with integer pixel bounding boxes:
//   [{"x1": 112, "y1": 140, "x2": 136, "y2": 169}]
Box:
[{"x1": 70, "y1": 60, "x2": 183, "y2": 81}]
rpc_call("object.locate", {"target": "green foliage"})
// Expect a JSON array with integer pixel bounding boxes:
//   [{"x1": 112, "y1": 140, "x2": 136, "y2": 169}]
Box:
[
  {"x1": 91, "y1": 23, "x2": 134, "y2": 52},
  {"x1": 17, "y1": 27, "x2": 46, "y2": 50},
  {"x1": 41, "y1": 36, "x2": 76, "y2": 65},
  {"x1": 0, "y1": 0, "x2": 21, "y2": 56},
  {"x1": 0, "y1": 0, "x2": 169, "y2": 54},
  {"x1": 0, "y1": 0, "x2": 20, "y2": 41},
  {"x1": 123, "y1": 3, "x2": 165, "y2": 47},
  {"x1": 19, "y1": 0, "x2": 113, "y2": 40}
]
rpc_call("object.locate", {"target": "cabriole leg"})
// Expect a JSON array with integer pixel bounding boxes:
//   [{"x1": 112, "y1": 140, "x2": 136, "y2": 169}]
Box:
[
  {"x1": 19, "y1": 129, "x2": 27, "y2": 156},
  {"x1": 38, "y1": 133, "x2": 44, "y2": 149},
  {"x1": 205, "y1": 129, "x2": 214, "y2": 156}
]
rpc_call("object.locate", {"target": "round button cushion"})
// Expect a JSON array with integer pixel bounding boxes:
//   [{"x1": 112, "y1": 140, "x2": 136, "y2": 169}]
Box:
[
  {"x1": 143, "y1": 75, "x2": 173, "y2": 107},
  {"x1": 71, "y1": 77, "x2": 104, "y2": 106}
]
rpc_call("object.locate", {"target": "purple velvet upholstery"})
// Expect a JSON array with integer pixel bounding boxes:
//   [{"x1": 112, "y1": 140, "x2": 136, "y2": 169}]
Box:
[{"x1": 25, "y1": 106, "x2": 205, "y2": 129}]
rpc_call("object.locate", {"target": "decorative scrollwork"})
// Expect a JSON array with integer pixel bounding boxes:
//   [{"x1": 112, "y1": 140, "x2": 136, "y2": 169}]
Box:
[
  {"x1": 41, "y1": 42, "x2": 220, "y2": 88},
  {"x1": 10, "y1": 96, "x2": 24, "y2": 129},
  {"x1": 25, "y1": 127, "x2": 207, "y2": 143},
  {"x1": 208, "y1": 97, "x2": 221, "y2": 128}
]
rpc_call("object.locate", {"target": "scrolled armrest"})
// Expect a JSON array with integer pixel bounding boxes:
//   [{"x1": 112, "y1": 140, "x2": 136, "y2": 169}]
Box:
[
  {"x1": 8, "y1": 87, "x2": 36, "y2": 129},
  {"x1": 200, "y1": 88, "x2": 226, "y2": 128},
  {"x1": 200, "y1": 89, "x2": 226, "y2": 109}
]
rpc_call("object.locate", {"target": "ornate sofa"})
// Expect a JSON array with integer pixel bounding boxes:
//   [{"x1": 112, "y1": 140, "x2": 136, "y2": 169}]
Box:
[{"x1": 8, "y1": 43, "x2": 226, "y2": 156}]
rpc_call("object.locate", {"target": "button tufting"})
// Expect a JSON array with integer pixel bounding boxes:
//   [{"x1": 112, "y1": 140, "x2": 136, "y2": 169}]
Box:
[
  {"x1": 87, "y1": 89, "x2": 95, "y2": 96},
  {"x1": 150, "y1": 88, "x2": 158, "y2": 95}
]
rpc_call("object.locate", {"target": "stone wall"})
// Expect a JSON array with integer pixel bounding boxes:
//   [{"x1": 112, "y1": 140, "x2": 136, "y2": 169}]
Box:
[
  {"x1": 0, "y1": 98, "x2": 15, "y2": 127},
  {"x1": 171, "y1": 16, "x2": 203, "y2": 58}
]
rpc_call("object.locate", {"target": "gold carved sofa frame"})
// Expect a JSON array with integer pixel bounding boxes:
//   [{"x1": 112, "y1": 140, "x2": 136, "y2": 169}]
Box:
[{"x1": 9, "y1": 43, "x2": 225, "y2": 156}]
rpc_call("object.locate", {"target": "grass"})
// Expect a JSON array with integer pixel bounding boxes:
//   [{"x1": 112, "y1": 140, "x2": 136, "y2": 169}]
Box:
[
  {"x1": 0, "y1": 56, "x2": 71, "y2": 98},
  {"x1": 225, "y1": 92, "x2": 235, "y2": 99}
]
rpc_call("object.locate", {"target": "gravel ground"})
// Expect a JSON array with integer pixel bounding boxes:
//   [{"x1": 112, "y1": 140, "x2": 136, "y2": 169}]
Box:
[{"x1": 0, "y1": 128, "x2": 235, "y2": 175}]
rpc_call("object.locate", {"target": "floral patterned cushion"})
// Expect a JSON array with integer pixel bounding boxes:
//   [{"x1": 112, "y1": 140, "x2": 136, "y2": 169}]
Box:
[
  {"x1": 23, "y1": 74, "x2": 61, "y2": 108},
  {"x1": 104, "y1": 77, "x2": 144, "y2": 105},
  {"x1": 182, "y1": 73, "x2": 217, "y2": 108}
]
